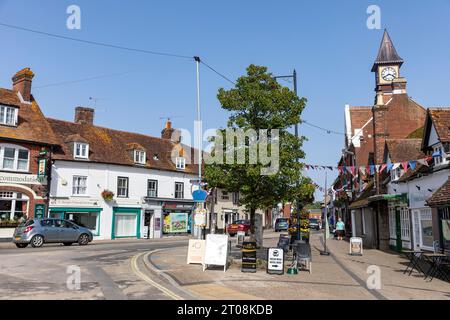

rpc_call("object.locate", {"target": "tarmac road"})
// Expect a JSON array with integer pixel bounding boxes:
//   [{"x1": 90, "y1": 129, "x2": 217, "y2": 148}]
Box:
[{"x1": 0, "y1": 238, "x2": 189, "y2": 300}]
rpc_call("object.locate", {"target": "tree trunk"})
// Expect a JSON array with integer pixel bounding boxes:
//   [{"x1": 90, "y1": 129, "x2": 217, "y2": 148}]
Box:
[{"x1": 249, "y1": 207, "x2": 256, "y2": 241}]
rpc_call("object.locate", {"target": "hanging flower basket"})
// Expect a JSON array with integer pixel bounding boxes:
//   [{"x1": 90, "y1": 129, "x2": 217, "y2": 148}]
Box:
[{"x1": 101, "y1": 190, "x2": 114, "y2": 201}]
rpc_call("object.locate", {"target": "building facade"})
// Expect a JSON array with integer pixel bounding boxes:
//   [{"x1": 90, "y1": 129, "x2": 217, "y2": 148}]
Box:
[{"x1": 0, "y1": 68, "x2": 60, "y2": 239}]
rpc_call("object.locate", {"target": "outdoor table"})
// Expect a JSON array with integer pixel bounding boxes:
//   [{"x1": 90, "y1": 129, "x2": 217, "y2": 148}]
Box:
[
  {"x1": 422, "y1": 253, "x2": 450, "y2": 282},
  {"x1": 402, "y1": 250, "x2": 425, "y2": 276}
]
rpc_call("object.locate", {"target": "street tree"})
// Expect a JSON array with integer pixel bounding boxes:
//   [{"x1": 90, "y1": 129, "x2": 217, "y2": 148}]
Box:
[{"x1": 205, "y1": 65, "x2": 315, "y2": 246}]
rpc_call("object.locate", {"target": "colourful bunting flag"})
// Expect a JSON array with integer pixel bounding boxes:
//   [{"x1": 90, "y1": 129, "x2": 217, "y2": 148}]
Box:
[{"x1": 401, "y1": 161, "x2": 408, "y2": 172}]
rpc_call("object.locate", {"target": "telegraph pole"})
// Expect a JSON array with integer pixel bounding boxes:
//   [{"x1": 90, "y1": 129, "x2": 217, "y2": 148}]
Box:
[{"x1": 321, "y1": 171, "x2": 330, "y2": 255}]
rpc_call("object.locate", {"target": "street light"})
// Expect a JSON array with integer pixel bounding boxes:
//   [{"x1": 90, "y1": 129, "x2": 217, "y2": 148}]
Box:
[{"x1": 274, "y1": 70, "x2": 301, "y2": 242}]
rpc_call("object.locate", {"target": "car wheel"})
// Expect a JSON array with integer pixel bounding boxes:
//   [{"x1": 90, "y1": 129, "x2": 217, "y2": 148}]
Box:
[
  {"x1": 78, "y1": 234, "x2": 90, "y2": 246},
  {"x1": 30, "y1": 235, "x2": 44, "y2": 248},
  {"x1": 63, "y1": 242, "x2": 73, "y2": 246},
  {"x1": 15, "y1": 243, "x2": 28, "y2": 248}
]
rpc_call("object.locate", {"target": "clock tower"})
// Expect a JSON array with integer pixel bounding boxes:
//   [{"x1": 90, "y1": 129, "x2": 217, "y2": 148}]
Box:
[{"x1": 372, "y1": 30, "x2": 406, "y2": 105}]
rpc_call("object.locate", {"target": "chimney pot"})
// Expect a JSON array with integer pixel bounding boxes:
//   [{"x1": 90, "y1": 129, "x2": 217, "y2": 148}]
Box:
[
  {"x1": 12, "y1": 68, "x2": 34, "y2": 102},
  {"x1": 75, "y1": 107, "x2": 95, "y2": 125}
]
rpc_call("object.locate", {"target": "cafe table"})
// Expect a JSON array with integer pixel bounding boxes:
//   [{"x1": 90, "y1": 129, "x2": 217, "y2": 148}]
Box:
[
  {"x1": 422, "y1": 252, "x2": 450, "y2": 282},
  {"x1": 402, "y1": 250, "x2": 425, "y2": 276}
]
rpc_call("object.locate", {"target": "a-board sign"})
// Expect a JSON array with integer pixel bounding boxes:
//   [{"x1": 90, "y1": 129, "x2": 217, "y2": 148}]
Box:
[
  {"x1": 349, "y1": 237, "x2": 363, "y2": 256},
  {"x1": 267, "y1": 248, "x2": 284, "y2": 275},
  {"x1": 203, "y1": 234, "x2": 229, "y2": 272},
  {"x1": 241, "y1": 242, "x2": 257, "y2": 273},
  {"x1": 187, "y1": 239, "x2": 206, "y2": 265},
  {"x1": 237, "y1": 231, "x2": 245, "y2": 247}
]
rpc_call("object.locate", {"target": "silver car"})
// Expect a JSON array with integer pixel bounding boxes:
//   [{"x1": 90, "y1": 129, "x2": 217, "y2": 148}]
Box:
[{"x1": 13, "y1": 218, "x2": 93, "y2": 248}]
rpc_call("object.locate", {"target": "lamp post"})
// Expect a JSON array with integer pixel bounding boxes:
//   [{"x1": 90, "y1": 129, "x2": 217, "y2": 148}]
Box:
[{"x1": 274, "y1": 70, "x2": 301, "y2": 241}]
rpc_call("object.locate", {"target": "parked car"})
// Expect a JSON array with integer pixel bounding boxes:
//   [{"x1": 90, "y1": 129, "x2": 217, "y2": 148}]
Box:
[
  {"x1": 274, "y1": 218, "x2": 290, "y2": 232},
  {"x1": 227, "y1": 220, "x2": 250, "y2": 237},
  {"x1": 12, "y1": 218, "x2": 94, "y2": 248},
  {"x1": 309, "y1": 218, "x2": 321, "y2": 230}
]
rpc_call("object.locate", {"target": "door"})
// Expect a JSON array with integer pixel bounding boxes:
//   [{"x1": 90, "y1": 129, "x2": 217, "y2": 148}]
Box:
[
  {"x1": 40, "y1": 219, "x2": 59, "y2": 242},
  {"x1": 144, "y1": 210, "x2": 153, "y2": 239},
  {"x1": 58, "y1": 220, "x2": 79, "y2": 242}
]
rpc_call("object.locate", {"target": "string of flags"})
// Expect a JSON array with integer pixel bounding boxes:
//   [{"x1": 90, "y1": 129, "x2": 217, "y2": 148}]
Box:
[{"x1": 304, "y1": 153, "x2": 441, "y2": 177}]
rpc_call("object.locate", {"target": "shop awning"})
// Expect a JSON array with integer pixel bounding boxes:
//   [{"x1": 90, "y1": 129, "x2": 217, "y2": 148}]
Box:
[{"x1": 368, "y1": 193, "x2": 408, "y2": 203}]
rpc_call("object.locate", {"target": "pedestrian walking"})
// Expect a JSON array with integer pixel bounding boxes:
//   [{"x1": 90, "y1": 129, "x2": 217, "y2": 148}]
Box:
[{"x1": 336, "y1": 217, "x2": 345, "y2": 241}]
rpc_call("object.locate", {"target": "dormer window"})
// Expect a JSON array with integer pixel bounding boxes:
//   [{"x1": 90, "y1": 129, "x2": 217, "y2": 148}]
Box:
[
  {"x1": 390, "y1": 166, "x2": 402, "y2": 182},
  {"x1": 0, "y1": 105, "x2": 18, "y2": 126},
  {"x1": 134, "y1": 150, "x2": 146, "y2": 165},
  {"x1": 176, "y1": 157, "x2": 186, "y2": 170},
  {"x1": 433, "y1": 144, "x2": 448, "y2": 166},
  {"x1": 74, "y1": 142, "x2": 89, "y2": 159}
]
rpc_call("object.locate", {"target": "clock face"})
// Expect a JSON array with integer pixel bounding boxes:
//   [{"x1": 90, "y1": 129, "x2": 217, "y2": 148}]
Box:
[{"x1": 381, "y1": 67, "x2": 397, "y2": 81}]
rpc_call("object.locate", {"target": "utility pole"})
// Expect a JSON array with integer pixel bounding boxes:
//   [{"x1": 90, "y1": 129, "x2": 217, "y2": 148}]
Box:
[{"x1": 321, "y1": 171, "x2": 330, "y2": 255}]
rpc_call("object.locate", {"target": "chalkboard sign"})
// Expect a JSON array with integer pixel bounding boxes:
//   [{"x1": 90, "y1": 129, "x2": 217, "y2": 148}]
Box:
[
  {"x1": 203, "y1": 234, "x2": 229, "y2": 272},
  {"x1": 241, "y1": 241, "x2": 257, "y2": 273},
  {"x1": 267, "y1": 248, "x2": 284, "y2": 275}
]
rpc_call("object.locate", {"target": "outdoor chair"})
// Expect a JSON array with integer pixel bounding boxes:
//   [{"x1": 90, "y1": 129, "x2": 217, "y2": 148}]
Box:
[{"x1": 293, "y1": 240, "x2": 312, "y2": 274}]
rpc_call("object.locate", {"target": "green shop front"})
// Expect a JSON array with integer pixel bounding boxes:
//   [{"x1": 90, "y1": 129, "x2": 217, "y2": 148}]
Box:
[
  {"x1": 111, "y1": 207, "x2": 141, "y2": 239},
  {"x1": 49, "y1": 207, "x2": 102, "y2": 237}
]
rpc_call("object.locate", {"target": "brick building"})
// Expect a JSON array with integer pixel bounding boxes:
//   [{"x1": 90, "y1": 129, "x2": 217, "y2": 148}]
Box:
[
  {"x1": 0, "y1": 68, "x2": 60, "y2": 238},
  {"x1": 334, "y1": 30, "x2": 428, "y2": 250}
]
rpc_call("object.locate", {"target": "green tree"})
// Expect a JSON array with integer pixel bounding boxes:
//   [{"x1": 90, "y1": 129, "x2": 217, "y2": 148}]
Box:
[{"x1": 205, "y1": 65, "x2": 314, "y2": 245}]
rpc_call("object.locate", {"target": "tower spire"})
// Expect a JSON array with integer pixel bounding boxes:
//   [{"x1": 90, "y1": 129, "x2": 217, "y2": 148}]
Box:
[{"x1": 371, "y1": 29, "x2": 403, "y2": 72}]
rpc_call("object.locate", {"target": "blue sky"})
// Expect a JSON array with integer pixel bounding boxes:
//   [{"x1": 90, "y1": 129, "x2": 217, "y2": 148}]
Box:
[{"x1": 1, "y1": 0, "x2": 450, "y2": 200}]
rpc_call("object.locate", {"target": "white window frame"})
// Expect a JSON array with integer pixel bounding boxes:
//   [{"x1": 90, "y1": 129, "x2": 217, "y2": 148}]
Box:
[
  {"x1": 134, "y1": 150, "x2": 146, "y2": 165},
  {"x1": 221, "y1": 191, "x2": 230, "y2": 201},
  {"x1": 400, "y1": 207, "x2": 411, "y2": 241},
  {"x1": 390, "y1": 167, "x2": 402, "y2": 182},
  {"x1": 389, "y1": 207, "x2": 396, "y2": 239},
  {"x1": 0, "y1": 144, "x2": 30, "y2": 172},
  {"x1": 72, "y1": 176, "x2": 88, "y2": 196},
  {"x1": 174, "y1": 182, "x2": 184, "y2": 199},
  {"x1": 412, "y1": 209, "x2": 434, "y2": 251},
  {"x1": 0, "y1": 105, "x2": 18, "y2": 126},
  {"x1": 433, "y1": 144, "x2": 448, "y2": 167},
  {"x1": 175, "y1": 157, "x2": 186, "y2": 170},
  {"x1": 147, "y1": 179, "x2": 158, "y2": 198},
  {"x1": 74, "y1": 142, "x2": 89, "y2": 159},
  {"x1": 117, "y1": 177, "x2": 129, "y2": 198}
]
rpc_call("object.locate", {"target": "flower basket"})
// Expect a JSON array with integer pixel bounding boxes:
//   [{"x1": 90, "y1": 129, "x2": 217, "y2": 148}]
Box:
[{"x1": 101, "y1": 190, "x2": 114, "y2": 201}]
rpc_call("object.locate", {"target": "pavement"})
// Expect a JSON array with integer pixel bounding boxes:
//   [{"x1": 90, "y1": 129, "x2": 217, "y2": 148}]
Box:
[{"x1": 147, "y1": 231, "x2": 450, "y2": 300}]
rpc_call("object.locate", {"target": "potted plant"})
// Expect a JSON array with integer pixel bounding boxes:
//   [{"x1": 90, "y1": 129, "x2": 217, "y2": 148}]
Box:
[{"x1": 101, "y1": 189, "x2": 114, "y2": 202}]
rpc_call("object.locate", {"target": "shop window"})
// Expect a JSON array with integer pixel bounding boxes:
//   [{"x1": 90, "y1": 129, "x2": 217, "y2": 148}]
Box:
[
  {"x1": 64, "y1": 211, "x2": 99, "y2": 235},
  {"x1": 0, "y1": 145, "x2": 29, "y2": 172},
  {"x1": 0, "y1": 192, "x2": 29, "y2": 222},
  {"x1": 400, "y1": 207, "x2": 410, "y2": 241},
  {"x1": 72, "y1": 176, "x2": 87, "y2": 195},
  {"x1": 0, "y1": 105, "x2": 17, "y2": 126},
  {"x1": 117, "y1": 177, "x2": 129, "y2": 198},
  {"x1": 439, "y1": 207, "x2": 450, "y2": 251},
  {"x1": 175, "y1": 182, "x2": 184, "y2": 199},
  {"x1": 74, "y1": 142, "x2": 89, "y2": 159},
  {"x1": 147, "y1": 180, "x2": 158, "y2": 198}
]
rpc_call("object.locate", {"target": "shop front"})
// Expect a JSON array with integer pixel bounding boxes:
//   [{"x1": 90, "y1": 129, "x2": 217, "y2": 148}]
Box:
[
  {"x1": 386, "y1": 194, "x2": 411, "y2": 251},
  {"x1": 49, "y1": 207, "x2": 102, "y2": 237},
  {"x1": 161, "y1": 201, "x2": 194, "y2": 236},
  {"x1": 111, "y1": 207, "x2": 141, "y2": 239}
]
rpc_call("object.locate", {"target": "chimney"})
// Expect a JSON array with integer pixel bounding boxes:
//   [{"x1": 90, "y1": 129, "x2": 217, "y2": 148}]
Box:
[
  {"x1": 74, "y1": 107, "x2": 95, "y2": 125},
  {"x1": 161, "y1": 120, "x2": 181, "y2": 142},
  {"x1": 12, "y1": 68, "x2": 34, "y2": 102}
]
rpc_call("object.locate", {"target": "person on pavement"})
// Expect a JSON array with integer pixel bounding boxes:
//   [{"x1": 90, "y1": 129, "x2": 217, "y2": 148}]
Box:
[{"x1": 336, "y1": 217, "x2": 345, "y2": 241}]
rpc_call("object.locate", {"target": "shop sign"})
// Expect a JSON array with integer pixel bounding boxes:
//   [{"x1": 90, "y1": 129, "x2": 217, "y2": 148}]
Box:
[
  {"x1": 349, "y1": 237, "x2": 363, "y2": 256},
  {"x1": 187, "y1": 239, "x2": 206, "y2": 265},
  {"x1": 241, "y1": 241, "x2": 257, "y2": 273},
  {"x1": 0, "y1": 172, "x2": 47, "y2": 185},
  {"x1": 37, "y1": 158, "x2": 47, "y2": 178},
  {"x1": 169, "y1": 212, "x2": 188, "y2": 233},
  {"x1": 34, "y1": 204, "x2": 46, "y2": 219},
  {"x1": 203, "y1": 234, "x2": 229, "y2": 272},
  {"x1": 192, "y1": 189, "x2": 208, "y2": 202},
  {"x1": 267, "y1": 248, "x2": 284, "y2": 275}
]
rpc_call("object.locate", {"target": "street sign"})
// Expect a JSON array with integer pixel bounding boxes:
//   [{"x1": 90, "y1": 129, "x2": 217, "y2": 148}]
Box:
[
  {"x1": 267, "y1": 248, "x2": 284, "y2": 275},
  {"x1": 187, "y1": 239, "x2": 206, "y2": 265},
  {"x1": 203, "y1": 234, "x2": 229, "y2": 272},
  {"x1": 34, "y1": 204, "x2": 45, "y2": 219},
  {"x1": 350, "y1": 237, "x2": 363, "y2": 256},
  {"x1": 192, "y1": 189, "x2": 208, "y2": 202},
  {"x1": 194, "y1": 208, "x2": 207, "y2": 227}
]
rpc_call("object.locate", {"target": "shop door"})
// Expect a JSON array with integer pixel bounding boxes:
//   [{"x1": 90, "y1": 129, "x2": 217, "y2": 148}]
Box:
[
  {"x1": 114, "y1": 213, "x2": 137, "y2": 238},
  {"x1": 144, "y1": 210, "x2": 153, "y2": 239}
]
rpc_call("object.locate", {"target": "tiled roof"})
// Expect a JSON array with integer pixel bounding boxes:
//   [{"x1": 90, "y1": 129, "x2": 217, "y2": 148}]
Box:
[
  {"x1": 0, "y1": 89, "x2": 61, "y2": 146},
  {"x1": 385, "y1": 139, "x2": 425, "y2": 163},
  {"x1": 427, "y1": 177, "x2": 450, "y2": 207},
  {"x1": 429, "y1": 108, "x2": 450, "y2": 143},
  {"x1": 48, "y1": 118, "x2": 200, "y2": 175}
]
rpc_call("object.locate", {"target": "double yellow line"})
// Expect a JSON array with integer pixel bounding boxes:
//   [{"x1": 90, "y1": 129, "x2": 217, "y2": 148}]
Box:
[{"x1": 130, "y1": 251, "x2": 183, "y2": 300}]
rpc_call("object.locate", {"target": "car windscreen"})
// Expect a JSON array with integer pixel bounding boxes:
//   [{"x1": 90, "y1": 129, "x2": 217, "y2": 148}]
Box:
[{"x1": 277, "y1": 219, "x2": 288, "y2": 223}]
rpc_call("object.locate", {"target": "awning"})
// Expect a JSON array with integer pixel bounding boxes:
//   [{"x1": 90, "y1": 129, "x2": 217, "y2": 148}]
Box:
[{"x1": 368, "y1": 193, "x2": 408, "y2": 203}]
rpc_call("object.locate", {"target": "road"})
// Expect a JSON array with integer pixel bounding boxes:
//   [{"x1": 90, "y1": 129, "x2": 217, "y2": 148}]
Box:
[{"x1": 0, "y1": 239, "x2": 189, "y2": 300}]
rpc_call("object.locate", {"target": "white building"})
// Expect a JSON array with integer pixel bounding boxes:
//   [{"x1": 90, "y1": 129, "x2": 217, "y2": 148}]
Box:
[{"x1": 48, "y1": 108, "x2": 200, "y2": 240}]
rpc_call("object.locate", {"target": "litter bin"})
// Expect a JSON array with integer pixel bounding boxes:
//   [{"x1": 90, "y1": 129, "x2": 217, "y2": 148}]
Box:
[{"x1": 241, "y1": 242, "x2": 257, "y2": 273}]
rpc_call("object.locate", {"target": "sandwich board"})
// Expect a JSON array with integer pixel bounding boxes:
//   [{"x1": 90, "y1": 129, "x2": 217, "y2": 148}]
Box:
[{"x1": 203, "y1": 234, "x2": 229, "y2": 272}]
